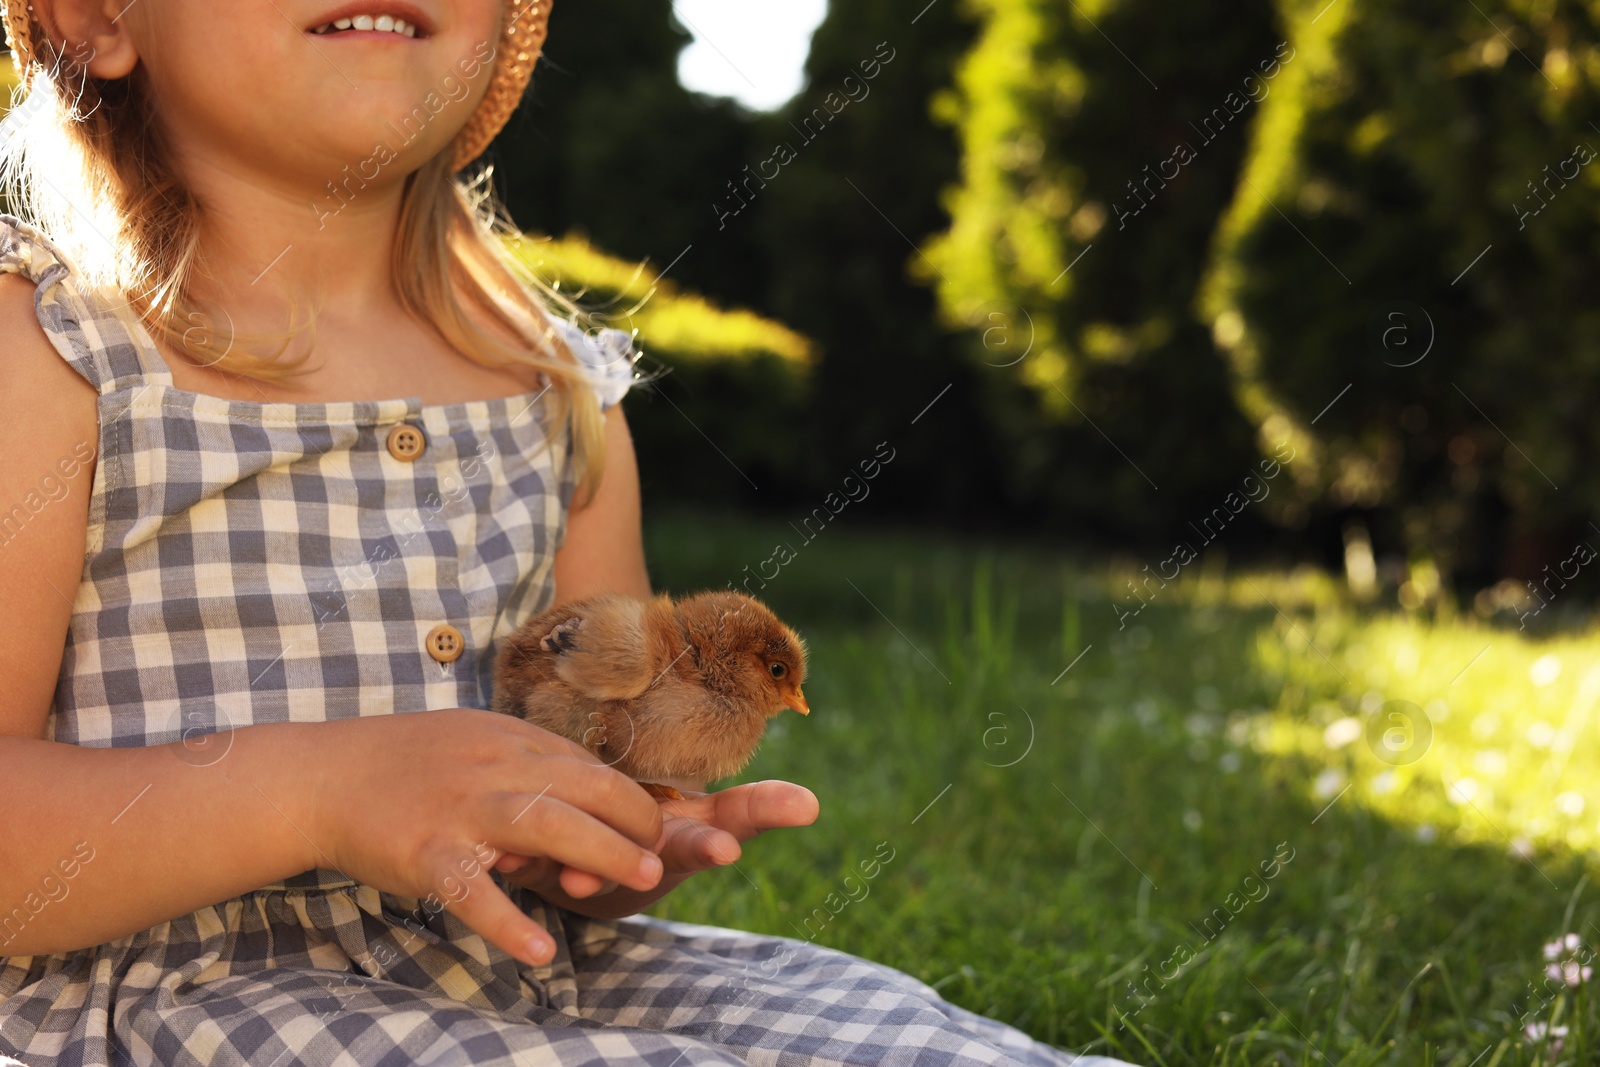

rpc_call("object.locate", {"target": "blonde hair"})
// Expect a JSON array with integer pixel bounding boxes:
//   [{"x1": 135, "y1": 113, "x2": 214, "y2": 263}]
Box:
[{"x1": 0, "y1": 30, "x2": 613, "y2": 504}]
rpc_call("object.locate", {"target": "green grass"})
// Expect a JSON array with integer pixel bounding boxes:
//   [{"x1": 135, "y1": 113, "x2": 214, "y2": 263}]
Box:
[{"x1": 638, "y1": 507, "x2": 1600, "y2": 1066}]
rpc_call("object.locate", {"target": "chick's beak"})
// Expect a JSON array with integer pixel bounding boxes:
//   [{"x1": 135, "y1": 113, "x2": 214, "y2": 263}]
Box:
[{"x1": 785, "y1": 686, "x2": 810, "y2": 716}]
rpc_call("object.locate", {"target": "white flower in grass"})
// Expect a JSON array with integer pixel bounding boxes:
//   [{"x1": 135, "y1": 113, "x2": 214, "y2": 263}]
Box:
[
  {"x1": 1540, "y1": 933, "x2": 1591, "y2": 986},
  {"x1": 1547, "y1": 960, "x2": 1593, "y2": 985},
  {"x1": 1525, "y1": 1021, "x2": 1568, "y2": 1053},
  {"x1": 1543, "y1": 933, "x2": 1583, "y2": 959}
]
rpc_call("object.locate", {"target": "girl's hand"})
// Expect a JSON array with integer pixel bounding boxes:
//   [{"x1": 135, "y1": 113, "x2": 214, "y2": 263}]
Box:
[
  {"x1": 306, "y1": 708, "x2": 666, "y2": 967},
  {"x1": 493, "y1": 780, "x2": 820, "y2": 920}
]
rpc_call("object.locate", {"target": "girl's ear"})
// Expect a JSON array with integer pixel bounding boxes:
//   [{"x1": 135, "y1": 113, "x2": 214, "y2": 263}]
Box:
[{"x1": 30, "y1": 0, "x2": 141, "y2": 80}]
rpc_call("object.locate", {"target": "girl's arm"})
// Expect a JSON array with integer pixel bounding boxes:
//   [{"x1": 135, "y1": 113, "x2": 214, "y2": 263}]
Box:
[
  {"x1": 551, "y1": 403, "x2": 654, "y2": 606},
  {"x1": 0, "y1": 283, "x2": 668, "y2": 964},
  {"x1": 0, "y1": 277, "x2": 320, "y2": 956}
]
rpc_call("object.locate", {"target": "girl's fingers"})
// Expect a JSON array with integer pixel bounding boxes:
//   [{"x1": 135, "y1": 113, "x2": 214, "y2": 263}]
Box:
[
  {"x1": 495, "y1": 781, "x2": 817, "y2": 908},
  {"x1": 498, "y1": 793, "x2": 663, "y2": 892},
  {"x1": 705, "y1": 780, "x2": 820, "y2": 841},
  {"x1": 696, "y1": 826, "x2": 742, "y2": 865},
  {"x1": 542, "y1": 758, "x2": 666, "y2": 849},
  {"x1": 495, "y1": 854, "x2": 532, "y2": 874},
  {"x1": 558, "y1": 868, "x2": 616, "y2": 897},
  {"x1": 657, "y1": 818, "x2": 740, "y2": 870},
  {"x1": 439, "y1": 861, "x2": 557, "y2": 967},
  {"x1": 494, "y1": 854, "x2": 607, "y2": 898}
]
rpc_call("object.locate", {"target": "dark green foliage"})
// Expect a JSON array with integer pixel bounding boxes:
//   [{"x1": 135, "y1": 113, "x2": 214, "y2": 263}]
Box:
[
  {"x1": 746, "y1": 1, "x2": 1012, "y2": 528},
  {"x1": 484, "y1": 1, "x2": 801, "y2": 508},
  {"x1": 487, "y1": 1, "x2": 768, "y2": 308},
  {"x1": 1201, "y1": 0, "x2": 1600, "y2": 584},
  {"x1": 485, "y1": 0, "x2": 1289, "y2": 546},
  {"x1": 923, "y1": 0, "x2": 1281, "y2": 541},
  {"x1": 487, "y1": 0, "x2": 1017, "y2": 527},
  {"x1": 484, "y1": 0, "x2": 1600, "y2": 576},
  {"x1": 622, "y1": 352, "x2": 818, "y2": 507}
]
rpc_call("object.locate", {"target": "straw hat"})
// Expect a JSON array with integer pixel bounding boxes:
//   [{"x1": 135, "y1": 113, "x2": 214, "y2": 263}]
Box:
[{"x1": 1, "y1": 0, "x2": 550, "y2": 171}]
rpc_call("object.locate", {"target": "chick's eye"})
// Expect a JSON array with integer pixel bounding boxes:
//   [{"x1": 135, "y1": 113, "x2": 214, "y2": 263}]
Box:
[{"x1": 769, "y1": 662, "x2": 787, "y2": 679}]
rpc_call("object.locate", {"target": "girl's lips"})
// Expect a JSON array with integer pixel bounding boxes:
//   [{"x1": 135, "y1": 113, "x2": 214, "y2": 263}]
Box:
[{"x1": 309, "y1": 26, "x2": 423, "y2": 40}]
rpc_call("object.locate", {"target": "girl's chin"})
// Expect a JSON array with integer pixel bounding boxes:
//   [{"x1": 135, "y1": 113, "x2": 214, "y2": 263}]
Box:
[{"x1": 302, "y1": 129, "x2": 447, "y2": 174}]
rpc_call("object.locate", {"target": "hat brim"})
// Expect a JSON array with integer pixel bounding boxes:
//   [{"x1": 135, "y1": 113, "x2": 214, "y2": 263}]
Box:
[{"x1": 451, "y1": 0, "x2": 552, "y2": 171}]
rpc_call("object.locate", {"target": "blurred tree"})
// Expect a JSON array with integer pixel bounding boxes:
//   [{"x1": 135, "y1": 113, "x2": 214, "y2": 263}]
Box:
[
  {"x1": 486, "y1": 0, "x2": 768, "y2": 309},
  {"x1": 490, "y1": 0, "x2": 1013, "y2": 526},
  {"x1": 484, "y1": 0, "x2": 813, "y2": 510},
  {"x1": 922, "y1": 0, "x2": 1279, "y2": 541},
  {"x1": 1199, "y1": 0, "x2": 1600, "y2": 585},
  {"x1": 744, "y1": 0, "x2": 1012, "y2": 524}
]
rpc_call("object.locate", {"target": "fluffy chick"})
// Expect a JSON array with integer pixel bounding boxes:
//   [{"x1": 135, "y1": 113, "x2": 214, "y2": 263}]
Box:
[{"x1": 491, "y1": 589, "x2": 809, "y2": 798}]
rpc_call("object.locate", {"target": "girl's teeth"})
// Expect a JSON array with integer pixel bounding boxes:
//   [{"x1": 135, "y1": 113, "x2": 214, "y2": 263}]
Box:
[{"x1": 312, "y1": 14, "x2": 420, "y2": 36}]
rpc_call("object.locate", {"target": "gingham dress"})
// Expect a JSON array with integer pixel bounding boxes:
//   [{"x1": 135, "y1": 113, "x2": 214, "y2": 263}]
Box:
[{"x1": 0, "y1": 215, "x2": 1127, "y2": 1067}]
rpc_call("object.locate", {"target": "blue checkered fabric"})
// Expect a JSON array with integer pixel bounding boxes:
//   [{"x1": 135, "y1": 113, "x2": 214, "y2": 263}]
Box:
[{"x1": 0, "y1": 216, "x2": 1131, "y2": 1067}]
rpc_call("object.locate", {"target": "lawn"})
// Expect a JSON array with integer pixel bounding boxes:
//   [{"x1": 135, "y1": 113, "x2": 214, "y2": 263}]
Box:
[{"x1": 638, "y1": 508, "x2": 1600, "y2": 1067}]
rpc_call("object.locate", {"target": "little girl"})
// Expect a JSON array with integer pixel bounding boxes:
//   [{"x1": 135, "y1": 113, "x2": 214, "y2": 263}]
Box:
[{"x1": 0, "y1": 1, "x2": 1131, "y2": 1064}]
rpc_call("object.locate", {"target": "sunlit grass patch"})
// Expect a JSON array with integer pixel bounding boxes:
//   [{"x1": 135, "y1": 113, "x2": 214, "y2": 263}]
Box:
[{"x1": 1242, "y1": 595, "x2": 1600, "y2": 860}]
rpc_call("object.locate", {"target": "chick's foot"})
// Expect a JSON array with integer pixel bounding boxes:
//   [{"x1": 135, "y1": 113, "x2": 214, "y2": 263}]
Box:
[{"x1": 540, "y1": 617, "x2": 584, "y2": 653}]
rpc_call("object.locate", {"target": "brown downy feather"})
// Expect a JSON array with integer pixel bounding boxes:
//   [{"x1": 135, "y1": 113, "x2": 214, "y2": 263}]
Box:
[{"x1": 491, "y1": 590, "x2": 809, "y2": 794}]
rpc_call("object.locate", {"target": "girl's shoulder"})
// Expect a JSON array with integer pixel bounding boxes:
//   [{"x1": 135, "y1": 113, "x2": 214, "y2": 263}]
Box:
[
  {"x1": 0, "y1": 214, "x2": 116, "y2": 389},
  {"x1": 0, "y1": 256, "x2": 100, "y2": 444},
  {"x1": 0, "y1": 214, "x2": 81, "y2": 293},
  {"x1": 0, "y1": 216, "x2": 104, "y2": 478}
]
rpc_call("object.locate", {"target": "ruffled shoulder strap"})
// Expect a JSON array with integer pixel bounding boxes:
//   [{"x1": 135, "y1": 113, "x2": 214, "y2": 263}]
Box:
[
  {"x1": 548, "y1": 315, "x2": 639, "y2": 412},
  {"x1": 0, "y1": 214, "x2": 163, "y2": 396}
]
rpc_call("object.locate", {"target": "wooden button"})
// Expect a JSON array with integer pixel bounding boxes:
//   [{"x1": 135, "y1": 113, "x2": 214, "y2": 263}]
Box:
[
  {"x1": 425, "y1": 623, "x2": 464, "y2": 664},
  {"x1": 386, "y1": 423, "x2": 425, "y2": 462}
]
